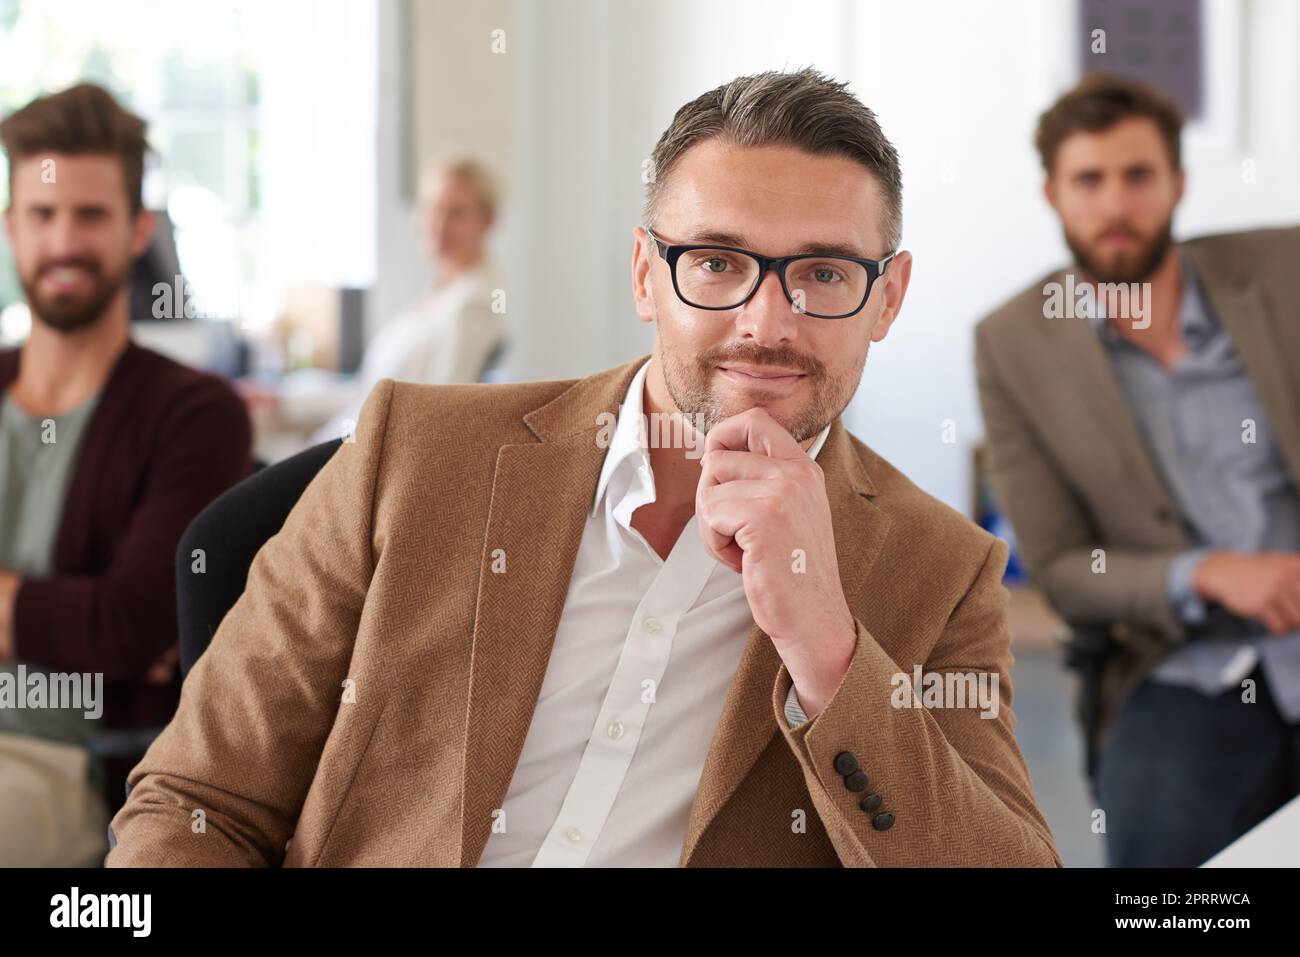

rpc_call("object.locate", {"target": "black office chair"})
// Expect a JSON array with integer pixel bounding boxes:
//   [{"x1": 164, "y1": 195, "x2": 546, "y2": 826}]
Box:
[
  {"x1": 1060, "y1": 604, "x2": 1265, "y2": 799},
  {"x1": 176, "y1": 437, "x2": 344, "y2": 678},
  {"x1": 1059, "y1": 622, "x2": 1113, "y2": 794},
  {"x1": 103, "y1": 438, "x2": 343, "y2": 853},
  {"x1": 478, "y1": 338, "x2": 508, "y2": 382}
]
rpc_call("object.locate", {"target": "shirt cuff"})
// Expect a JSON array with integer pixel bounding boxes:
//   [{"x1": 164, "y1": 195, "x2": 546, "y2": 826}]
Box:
[
  {"x1": 1166, "y1": 547, "x2": 1212, "y2": 624},
  {"x1": 784, "y1": 682, "x2": 810, "y2": 729}
]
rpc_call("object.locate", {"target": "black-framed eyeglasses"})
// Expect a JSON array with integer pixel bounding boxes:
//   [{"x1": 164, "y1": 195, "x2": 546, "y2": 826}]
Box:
[{"x1": 645, "y1": 227, "x2": 894, "y2": 320}]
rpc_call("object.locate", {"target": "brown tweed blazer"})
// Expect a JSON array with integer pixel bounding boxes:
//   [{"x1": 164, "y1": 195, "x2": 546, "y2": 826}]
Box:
[
  {"x1": 975, "y1": 226, "x2": 1300, "y2": 750},
  {"x1": 107, "y1": 355, "x2": 1062, "y2": 867}
]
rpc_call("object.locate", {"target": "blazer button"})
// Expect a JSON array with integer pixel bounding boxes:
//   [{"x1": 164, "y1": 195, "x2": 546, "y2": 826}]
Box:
[
  {"x1": 1155, "y1": 506, "x2": 1176, "y2": 524},
  {"x1": 859, "y1": 793, "x2": 882, "y2": 813},
  {"x1": 833, "y1": 752, "x2": 859, "y2": 776},
  {"x1": 844, "y1": 770, "x2": 869, "y2": 792},
  {"x1": 872, "y1": 811, "x2": 896, "y2": 831}
]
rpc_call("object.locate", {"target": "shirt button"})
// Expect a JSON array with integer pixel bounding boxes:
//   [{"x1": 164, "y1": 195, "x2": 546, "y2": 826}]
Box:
[
  {"x1": 607, "y1": 720, "x2": 624, "y2": 740},
  {"x1": 642, "y1": 616, "x2": 662, "y2": 634},
  {"x1": 565, "y1": 827, "x2": 583, "y2": 844}
]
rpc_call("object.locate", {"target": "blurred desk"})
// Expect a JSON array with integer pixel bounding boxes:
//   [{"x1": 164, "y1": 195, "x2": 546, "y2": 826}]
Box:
[
  {"x1": 1006, "y1": 585, "x2": 1069, "y2": 651},
  {"x1": 238, "y1": 369, "x2": 359, "y2": 465}
]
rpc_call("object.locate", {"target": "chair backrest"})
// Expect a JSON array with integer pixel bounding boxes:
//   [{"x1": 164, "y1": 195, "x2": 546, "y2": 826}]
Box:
[
  {"x1": 478, "y1": 337, "x2": 508, "y2": 382},
  {"x1": 175, "y1": 437, "x2": 343, "y2": 678}
]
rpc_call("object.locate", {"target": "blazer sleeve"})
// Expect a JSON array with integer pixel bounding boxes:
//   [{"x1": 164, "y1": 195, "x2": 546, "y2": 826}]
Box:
[
  {"x1": 105, "y1": 379, "x2": 395, "y2": 867},
  {"x1": 13, "y1": 376, "x2": 253, "y2": 680},
  {"x1": 771, "y1": 538, "x2": 1063, "y2": 867},
  {"x1": 973, "y1": 320, "x2": 1186, "y2": 640}
]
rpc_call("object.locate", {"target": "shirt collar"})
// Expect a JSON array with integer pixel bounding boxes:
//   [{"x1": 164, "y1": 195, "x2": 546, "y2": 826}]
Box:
[
  {"x1": 590, "y1": 358, "x2": 833, "y2": 516},
  {"x1": 1178, "y1": 255, "x2": 1217, "y2": 345},
  {"x1": 592, "y1": 358, "x2": 653, "y2": 516}
]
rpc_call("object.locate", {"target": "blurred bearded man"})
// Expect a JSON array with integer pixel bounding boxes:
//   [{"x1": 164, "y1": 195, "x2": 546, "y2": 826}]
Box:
[
  {"x1": 976, "y1": 73, "x2": 1300, "y2": 867},
  {"x1": 0, "y1": 83, "x2": 251, "y2": 865}
]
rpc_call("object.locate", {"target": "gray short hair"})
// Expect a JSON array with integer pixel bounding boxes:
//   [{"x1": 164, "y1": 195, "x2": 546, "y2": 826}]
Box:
[{"x1": 643, "y1": 67, "x2": 902, "y2": 253}]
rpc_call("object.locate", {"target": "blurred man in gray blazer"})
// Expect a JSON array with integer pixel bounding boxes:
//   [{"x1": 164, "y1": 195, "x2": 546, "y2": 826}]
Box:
[{"x1": 975, "y1": 73, "x2": 1300, "y2": 867}]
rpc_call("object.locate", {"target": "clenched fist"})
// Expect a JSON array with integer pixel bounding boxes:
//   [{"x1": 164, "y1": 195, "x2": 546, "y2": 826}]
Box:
[{"x1": 695, "y1": 407, "x2": 857, "y2": 717}]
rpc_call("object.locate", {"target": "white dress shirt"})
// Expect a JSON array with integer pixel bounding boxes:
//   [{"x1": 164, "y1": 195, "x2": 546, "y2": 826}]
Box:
[{"x1": 477, "y1": 358, "x2": 829, "y2": 867}]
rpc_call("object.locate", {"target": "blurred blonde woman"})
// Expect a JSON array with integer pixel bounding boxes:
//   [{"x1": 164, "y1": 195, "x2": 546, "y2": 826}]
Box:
[{"x1": 315, "y1": 158, "x2": 506, "y2": 442}]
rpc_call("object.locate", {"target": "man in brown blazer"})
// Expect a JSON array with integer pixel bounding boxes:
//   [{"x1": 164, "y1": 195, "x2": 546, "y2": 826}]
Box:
[
  {"x1": 108, "y1": 67, "x2": 1060, "y2": 868},
  {"x1": 976, "y1": 74, "x2": 1300, "y2": 866}
]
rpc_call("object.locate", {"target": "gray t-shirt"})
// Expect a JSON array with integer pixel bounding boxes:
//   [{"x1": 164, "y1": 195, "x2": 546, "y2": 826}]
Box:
[
  {"x1": 0, "y1": 387, "x2": 104, "y2": 754},
  {"x1": 0, "y1": 387, "x2": 102, "y2": 577}
]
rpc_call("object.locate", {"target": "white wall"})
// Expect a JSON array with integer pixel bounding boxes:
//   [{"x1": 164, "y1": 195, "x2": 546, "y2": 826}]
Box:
[
  {"x1": 842, "y1": 0, "x2": 1300, "y2": 514},
  {"x1": 375, "y1": 0, "x2": 426, "y2": 333},
  {"x1": 375, "y1": 0, "x2": 1300, "y2": 514},
  {"x1": 256, "y1": 0, "x2": 378, "y2": 294}
]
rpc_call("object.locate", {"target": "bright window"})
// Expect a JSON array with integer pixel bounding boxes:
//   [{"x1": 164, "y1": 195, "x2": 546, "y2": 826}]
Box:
[{"x1": 0, "y1": 0, "x2": 376, "y2": 336}]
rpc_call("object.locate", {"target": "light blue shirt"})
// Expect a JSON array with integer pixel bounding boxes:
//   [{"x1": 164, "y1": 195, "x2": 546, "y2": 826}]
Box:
[{"x1": 1091, "y1": 255, "x2": 1300, "y2": 719}]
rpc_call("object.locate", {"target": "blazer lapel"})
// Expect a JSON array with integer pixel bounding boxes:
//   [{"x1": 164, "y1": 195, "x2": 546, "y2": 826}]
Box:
[
  {"x1": 1184, "y1": 246, "x2": 1300, "y2": 484},
  {"x1": 1040, "y1": 271, "x2": 1181, "y2": 515},
  {"x1": 457, "y1": 358, "x2": 645, "y2": 866},
  {"x1": 677, "y1": 417, "x2": 892, "y2": 866}
]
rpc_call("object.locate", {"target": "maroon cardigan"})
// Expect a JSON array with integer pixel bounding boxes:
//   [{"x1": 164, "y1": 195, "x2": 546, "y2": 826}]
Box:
[{"x1": 0, "y1": 340, "x2": 252, "y2": 729}]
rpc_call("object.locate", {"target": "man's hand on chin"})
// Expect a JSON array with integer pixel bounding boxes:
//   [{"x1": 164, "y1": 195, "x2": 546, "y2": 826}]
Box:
[{"x1": 695, "y1": 407, "x2": 856, "y2": 719}]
